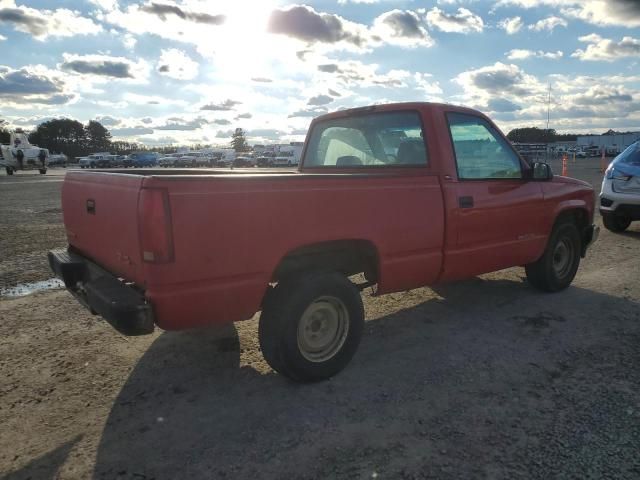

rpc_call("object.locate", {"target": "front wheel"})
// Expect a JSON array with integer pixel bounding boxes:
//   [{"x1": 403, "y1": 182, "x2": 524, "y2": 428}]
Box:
[
  {"x1": 602, "y1": 212, "x2": 631, "y2": 233},
  {"x1": 259, "y1": 272, "x2": 364, "y2": 382},
  {"x1": 39, "y1": 168, "x2": 47, "y2": 174},
  {"x1": 525, "y1": 221, "x2": 581, "y2": 292},
  {"x1": 5, "y1": 167, "x2": 13, "y2": 175}
]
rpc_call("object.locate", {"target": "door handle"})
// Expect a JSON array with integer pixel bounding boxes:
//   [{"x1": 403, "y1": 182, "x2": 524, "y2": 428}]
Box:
[{"x1": 459, "y1": 196, "x2": 474, "y2": 208}]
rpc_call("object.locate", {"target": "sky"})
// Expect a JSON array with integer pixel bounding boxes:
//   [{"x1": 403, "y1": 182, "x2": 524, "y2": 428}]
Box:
[{"x1": 0, "y1": 0, "x2": 639, "y2": 147}]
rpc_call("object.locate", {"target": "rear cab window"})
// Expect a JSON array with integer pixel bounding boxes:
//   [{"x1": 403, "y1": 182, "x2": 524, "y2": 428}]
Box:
[
  {"x1": 304, "y1": 111, "x2": 428, "y2": 168},
  {"x1": 447, "y1": 112, "x2": 523, "y2": 180}
]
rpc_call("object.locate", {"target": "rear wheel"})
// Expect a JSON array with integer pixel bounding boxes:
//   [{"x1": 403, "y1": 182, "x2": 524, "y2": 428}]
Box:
[
  {"x1": 259, "y1": 271, "x2": 364, "y2": 382},
  {"x1": 5, "y1": 167, "x2": 13, "y2": 175},
  {"x1": 602, "y1": 212, "x2": 631, "y2": 233},
  {"x1": 39, "y1": 168, "x2": 47, "y2": 174},
  {"x1": 525, "y1": 220, "x2": 581, "y2": 292}
]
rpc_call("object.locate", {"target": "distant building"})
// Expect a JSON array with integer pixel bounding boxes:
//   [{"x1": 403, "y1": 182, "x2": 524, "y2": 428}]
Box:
[
  {"x1": 512, "y1": 142, "x2": 549, "y2": 162},
  {"x1": 577, "y1": 131, "x2": 640, "y2": 155}
]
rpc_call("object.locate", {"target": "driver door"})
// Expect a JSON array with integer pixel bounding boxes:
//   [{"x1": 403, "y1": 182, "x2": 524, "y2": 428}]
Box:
[{"x1": 443, "y1": 113, "x2": 547, "y2": 280}]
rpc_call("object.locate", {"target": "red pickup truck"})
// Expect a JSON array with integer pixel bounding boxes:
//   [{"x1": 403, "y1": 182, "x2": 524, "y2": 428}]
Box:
[{"x1": 49, "y1": 102, "x2": 598, "y2": 382}]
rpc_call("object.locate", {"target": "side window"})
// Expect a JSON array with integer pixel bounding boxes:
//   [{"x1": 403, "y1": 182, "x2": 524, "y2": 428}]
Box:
[
  {"x1": 305, "y1": 111, "x2": 428, "y2": 167},
  {"x1": 447, "y1": 113, "x2": 522, "y2": 180}
]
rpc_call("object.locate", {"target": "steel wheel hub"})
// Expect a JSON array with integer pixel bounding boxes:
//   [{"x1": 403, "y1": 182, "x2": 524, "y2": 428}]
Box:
[
  {"x1": 552, "y1": 237, "x2": 573, "y2": 278},
  {"x1": 297, "y1": 296, "x2": 349, "y2": 363}
]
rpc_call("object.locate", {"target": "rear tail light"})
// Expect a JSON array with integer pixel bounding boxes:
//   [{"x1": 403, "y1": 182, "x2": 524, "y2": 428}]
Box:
[{"x1": 138, "y1": 188, "x2": 174, "y2": 263}]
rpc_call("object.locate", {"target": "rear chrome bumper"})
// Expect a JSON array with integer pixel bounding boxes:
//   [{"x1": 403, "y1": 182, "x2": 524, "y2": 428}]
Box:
[{"x1": 48, "y1": 248, "x2": 154, "y2": 335}]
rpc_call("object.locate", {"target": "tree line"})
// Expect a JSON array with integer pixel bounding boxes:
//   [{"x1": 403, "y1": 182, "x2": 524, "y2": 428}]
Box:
[
  {"x1": 0, "y1": 119, "x2": 251, "y2": 159},
  {"x1": 506, "y1": 128, "x2": 578, "y2": 144}
]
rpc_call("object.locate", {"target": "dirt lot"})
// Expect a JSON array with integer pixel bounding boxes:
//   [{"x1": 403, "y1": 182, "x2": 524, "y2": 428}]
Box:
[{"x1": 1, "y1": 161, "x2": 639, "y2": 480}]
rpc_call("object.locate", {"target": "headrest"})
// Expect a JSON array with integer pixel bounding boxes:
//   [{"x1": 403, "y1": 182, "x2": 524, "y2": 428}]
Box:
[{"x1": 336, "y1": 155, "x2": 362, "y2": 166}]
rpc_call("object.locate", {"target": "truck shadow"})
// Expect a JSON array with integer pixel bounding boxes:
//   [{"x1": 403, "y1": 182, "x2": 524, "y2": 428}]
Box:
[
  {"x1": 1, "y1": 435, "x2": 82, "y2": 480},
  {"x1": 92, "y1": 278, "x2": 640, "y2": 479}
]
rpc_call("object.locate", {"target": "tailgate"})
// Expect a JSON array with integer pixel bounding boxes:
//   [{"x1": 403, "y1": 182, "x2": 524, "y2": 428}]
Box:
[{"x1": 61, "y1": 171, "x2": 145, "y2": 285}]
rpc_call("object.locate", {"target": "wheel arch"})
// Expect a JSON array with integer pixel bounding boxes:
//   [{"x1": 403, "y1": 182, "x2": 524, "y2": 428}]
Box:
[
  {"x1": 550, "y1": 205, "x2": 591, "y2": 257},
  {"x1": 270, "y1": 239, "x2": 380, "y2": 286}
]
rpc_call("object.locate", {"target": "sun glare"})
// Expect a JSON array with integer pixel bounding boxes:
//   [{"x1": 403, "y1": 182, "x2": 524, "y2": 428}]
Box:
[{"x1": 213, "y1": 0, "x2": 290, "y2": 78}]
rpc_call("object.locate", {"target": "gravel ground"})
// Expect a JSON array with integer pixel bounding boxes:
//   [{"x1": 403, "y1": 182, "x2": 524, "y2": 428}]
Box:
[{"x1": 0, "y1": 161, "x2": 639, "y2": 480}]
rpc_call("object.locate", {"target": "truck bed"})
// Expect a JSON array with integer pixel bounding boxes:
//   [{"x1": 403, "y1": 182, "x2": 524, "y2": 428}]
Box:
[{"x1": 61, "y1": 168, "x2": 445, "y2": 330}]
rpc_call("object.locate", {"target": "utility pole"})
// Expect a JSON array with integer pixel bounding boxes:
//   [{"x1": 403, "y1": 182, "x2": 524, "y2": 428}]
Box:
[{"x1": 546, "y1": 83, "x2": 551, "y2": 132}]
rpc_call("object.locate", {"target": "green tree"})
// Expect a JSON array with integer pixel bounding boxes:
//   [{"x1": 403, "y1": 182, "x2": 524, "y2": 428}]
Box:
[
  {"x1": 85, "y1": 120, "x2": 112, "y2": 152},
  {"x1": 0, "y1": 119, "x2": 10, "y2": 144},
  {"x1": 507, "y1": 127, "x2": 556, "y2": 143},
  {"x1": 231, "y1": 128, "x2": 249, "y2": 152},
  {"x1": 29, "y1": 118, "x2": 87, "y2": 158}
]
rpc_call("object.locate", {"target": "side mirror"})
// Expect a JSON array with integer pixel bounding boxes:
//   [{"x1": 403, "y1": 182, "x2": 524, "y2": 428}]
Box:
[{"x1": 531, "y1": 162, "x2": 553, "y2": 181}]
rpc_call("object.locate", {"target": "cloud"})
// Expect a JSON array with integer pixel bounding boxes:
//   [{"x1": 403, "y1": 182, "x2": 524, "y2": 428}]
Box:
[
  {"x1": 59, "y1": 54, "x2": 148, "y2": 80},
  {"x1": 111, "y1": 126, "x2": 154, "y2": 136},
  {"x1": 215, "y1": 130, "x2": 234, "y2": 138},
  {"x1": 561, "y1": 0, "x2": 640, "y2": 29},
  {"x1": 267, "y1": 5, "x2": 369, "y2": 48},
  {"x1": 0, "y1": 1, "x2": 102, "y2": 40},
  {"x1": 236, "y1": 113, "x2": 252, "y2": 119},
  {"x1": 426, "y1": 7, "x2": 484, "y2": 34},
  {"x1": 498, "y1": 16, "x2": 523, "y2": 34},
  {"x1": 315, "y1": 58, "x2": 423, "y2": 90},
  {"x1": 0, "y1": 65, "x2": 63, "y2": 95},
  {"x1": 89, "y1": 0, "x2": 118, "y2": 10},
  {"x1": 213, "y1": 119, "x2": 231, "y2": 125},
  {"x1": 528, "y1": 16, "x2": 567, "y2": 32},
  {"x1": 156, "y1": 48, "x2": 199, "y2": 80},
  {"x1": 307, "y1": 94, "x2": 334, "y2": 106},
  {"x1": 571, "y1": 86, "x2": 633, "y2": 106},
  {"x1": 289, "y1": 107, "x2": 329, "y2": 118},
  {"x1": 155, "y1": 117, "x2": 208, "y2": 130},
  {"x1": 200, "y1": 99, "x2": 242, "y2": 111},
  {"x1": 487, "y1": 98, "x2": 522, "y2": 112},
  {"x1": 249, "y1": 128, "x2": 287, "y2": 140},
  {"x1": 251, "y1": 77, "x2": 273, "y2": 83},
  {"x1": 372, "y1": 10, "x2": 433, "y2": 47},
  {"x1": 0, "y1": 64, "x2": 74, "y2": 107},
  {"x1": 507, "y1": 49, "x2": 563, "y2": 60},
  {"x1": 318, "y1": 64, "x2": 339, "y2": 73},
  {"x1": 494, "y1": 0, "x2": 640, "y2": 29},
  {"x1": 94, "y1": 115, "x2": 120, "y2": 126},
  {"x1": 572, "y1": 34, "x2": 640, "y2": 61},
  {"x1": 0, "y1": 33, "x2": 6, "y2": 40},
  {"x1": 140, "y1": 2, "x2": 225, "y2": 25},
  {"x1": 454, "y1": 62, "x2": 544, "y2": 100}
]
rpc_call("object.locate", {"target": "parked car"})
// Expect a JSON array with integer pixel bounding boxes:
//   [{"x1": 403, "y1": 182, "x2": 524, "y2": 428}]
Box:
[
  {"x1": 126, "y1": 152, "x2": 159, "y2": 168},
  {"x1": 79, "y1": 153, "x2": 111, "y2": 168},
  {"x1": 232, "y1": 156, "x2": 254, "y2": 167},
  {"x1": 256, "y1": 155, "x2": 274, "y2": 167},
  {"x1": 600, "y1": 140, "x2": 640, "y2": 232},
  {"x1": 48, "y1": 154, "x2": 68, "y2": 167},
  {"x1": 49, "y1": 102, "x2": 598, "y2": 382}
]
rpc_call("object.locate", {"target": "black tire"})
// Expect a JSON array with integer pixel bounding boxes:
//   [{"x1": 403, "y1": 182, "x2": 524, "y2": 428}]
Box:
[
  {"x1": 5, "y1": 167, "x2": 13, "y2": 175},
  {"x1": 602, "y1": 212, "x2": 631, "y2": 233},
  {"x1": 259, "y1": 271, "x2": 364, "y2": 382},
  {"x1": 39, "y1": 168, "x2": 47, "y2": 174},
  {"x1": 525, "y1": 220, "x2": 581, "y2": 292}
]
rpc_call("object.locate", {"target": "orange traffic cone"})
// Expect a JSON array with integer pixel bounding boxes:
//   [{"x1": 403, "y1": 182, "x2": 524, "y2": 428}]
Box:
[{"x1": 562, "y1": 154, "x2": 568, "y2": 176}]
